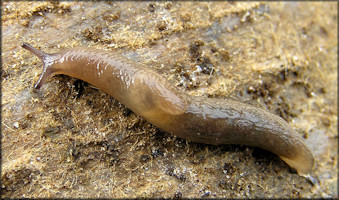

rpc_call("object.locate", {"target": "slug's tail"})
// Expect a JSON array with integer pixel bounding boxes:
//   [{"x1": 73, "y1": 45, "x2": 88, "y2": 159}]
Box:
[{"x1": 22, "y1": 43, "x2": 56, "y2": 89}]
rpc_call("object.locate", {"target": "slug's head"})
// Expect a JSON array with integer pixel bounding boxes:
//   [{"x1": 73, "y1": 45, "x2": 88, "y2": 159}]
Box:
[{"x1": 21, "y1": 43, "x2": 59, "y2": 89}]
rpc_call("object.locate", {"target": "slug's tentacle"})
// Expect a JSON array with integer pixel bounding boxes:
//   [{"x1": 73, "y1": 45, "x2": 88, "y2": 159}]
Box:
[
  {"x1": 22, "y1": 43, "x2": 314, "y2": 175},
  {"x1": 22, "y1": 43, "x2": 48, "y2": 60},
  {"x1": 22, "y1": 43, "x2": 58, "y2": 89}
]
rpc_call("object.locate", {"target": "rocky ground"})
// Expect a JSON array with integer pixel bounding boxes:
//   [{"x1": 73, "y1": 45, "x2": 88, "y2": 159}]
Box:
[{"x1": 2, "y1": 2, "x2": 337, "y2": 198}]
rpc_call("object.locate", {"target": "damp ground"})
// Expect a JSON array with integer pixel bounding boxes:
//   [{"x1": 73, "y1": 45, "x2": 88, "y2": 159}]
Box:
[{"x1": 2, "y1": 2, "x2": 337, "y2": 198}]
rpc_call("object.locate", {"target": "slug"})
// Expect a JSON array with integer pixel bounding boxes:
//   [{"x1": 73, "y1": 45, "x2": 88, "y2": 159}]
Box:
[{"x1": 22, "y1": 42, "x2": 314, "y2": 175}]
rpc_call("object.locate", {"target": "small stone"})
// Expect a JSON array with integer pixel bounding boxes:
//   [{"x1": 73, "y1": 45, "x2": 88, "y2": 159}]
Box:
[{"x1": 13, "y1": 122, "x2": 19, "y2": 129}]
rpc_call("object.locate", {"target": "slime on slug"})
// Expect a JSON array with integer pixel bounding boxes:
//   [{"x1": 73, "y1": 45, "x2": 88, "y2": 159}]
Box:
[{"x1": 21, "y1": 43, "x2": 314, "y2": 175}]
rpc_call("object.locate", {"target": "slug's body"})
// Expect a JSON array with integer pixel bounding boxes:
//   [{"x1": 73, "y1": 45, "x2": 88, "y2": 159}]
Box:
[{"x1": 22, "y1": 43, "x2": 314, "y2": 175}]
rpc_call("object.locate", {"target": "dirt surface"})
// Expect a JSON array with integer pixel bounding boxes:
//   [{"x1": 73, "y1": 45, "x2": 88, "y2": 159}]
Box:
[{"x1": 1, "y1": 1, "x2": 337, "y2": 198}]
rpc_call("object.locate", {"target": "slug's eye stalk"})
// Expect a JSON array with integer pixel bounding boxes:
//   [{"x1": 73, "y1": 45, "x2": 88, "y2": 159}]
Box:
[
  {"x1": 21, "y1": 43, "x2": 56, "y2": 89},
  {"x1": 21, "y1": 43, "x2": 48, "y2": 60}
]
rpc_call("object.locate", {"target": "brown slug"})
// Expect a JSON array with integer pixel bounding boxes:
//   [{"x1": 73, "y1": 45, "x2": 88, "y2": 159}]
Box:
[{"x1": 22, "y1": 42, "x2": 314, "y2": 175}]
